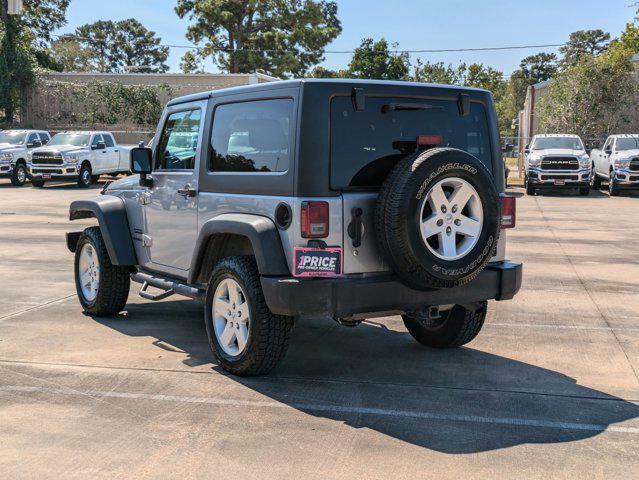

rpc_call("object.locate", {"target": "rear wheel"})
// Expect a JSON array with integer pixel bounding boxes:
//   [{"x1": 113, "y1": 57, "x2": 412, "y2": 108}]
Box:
[
  {"x1": 74, "y1": 227, "x2": 130, "y2": 316},
  {"x1": 10, "y1": 163, "x2": 27, "y2": 186},
  {"x1": 403, "y1": 302, "x2": 487, "y2": 348},
  {"x1": 204, "y1": 256, "x2": 294, "y2": 376}
]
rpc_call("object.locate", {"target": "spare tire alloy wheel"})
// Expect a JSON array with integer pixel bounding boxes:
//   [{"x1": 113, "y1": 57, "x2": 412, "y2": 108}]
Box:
[
  {"x1": 420, "y1": 177, "x2": 483, "y2": 261},
  {"x1": 376, "y1": 148, "x2": 500, "y2": 290},
  {"x1": 213, "y1": 278, "x2": 250, "y2": 357}
]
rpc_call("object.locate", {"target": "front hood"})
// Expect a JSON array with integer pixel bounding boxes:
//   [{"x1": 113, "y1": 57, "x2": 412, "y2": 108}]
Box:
[
  {"x1": 32, "y1": 145, "x2": 88, "y2": 155},
  {"x1": 105, "y1": 174, "x2": 142, "y2": 192},
  {"x1": 616, "y1": 149, "x2": 639, "y2": 159},
  {"x1": 0, "y1": 145, "x2": 24, "y2": 154},
  {"x1": 534, "y1": 149, "x2": 585, "y2": 157}
]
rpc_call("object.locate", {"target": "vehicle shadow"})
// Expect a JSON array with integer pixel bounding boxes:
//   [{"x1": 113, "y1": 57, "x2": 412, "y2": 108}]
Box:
[{"x1": 94, "y1": 298, "x2": 639, "y2": 454}]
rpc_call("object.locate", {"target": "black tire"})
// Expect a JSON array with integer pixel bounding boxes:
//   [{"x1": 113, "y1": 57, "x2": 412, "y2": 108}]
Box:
[
  {"x1": 579, "y1": 186, "x2": 590, "y2": 196},
  {"x1": 78, "y1": 164, "x2": 92, "y2": 188},
  {"x1": 74, "y1": 226, "x2": 130, "y2": 316},
  {"x1": 91, "y1": 174, "x2": 101, "y2": 183},
  {"x1": 609, "y1": 174, "x2": 621, "y2": 197},
  {"x1": 375, "y1": 148, "x2": 500, "y2": 290},
  {"x1": 10, "y1": 162, "x2": 27, "y2": 186},
  {"x1": 204, "y1": 256, "x2": 294, "y2": 376},
  {"x1": 591, "y1": 168, "x2": 601, "y2": 189},
  {"x1": 31, "y1": 179, "x2": 46, "y2": 188},
  {"x1": 525, "y1": 179, "x2": 535, "y2": 196},
  {"x1": 403, "y1": 301, "x2": 487, "y2": 348}
]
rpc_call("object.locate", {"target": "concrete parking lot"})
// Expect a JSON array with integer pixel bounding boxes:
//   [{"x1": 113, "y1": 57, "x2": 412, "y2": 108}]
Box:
[{"x1": 0, "y1": 179, "x2": 638, "y2": 479}]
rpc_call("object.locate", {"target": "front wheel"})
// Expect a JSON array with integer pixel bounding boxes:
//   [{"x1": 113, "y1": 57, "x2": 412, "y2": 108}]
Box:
[
  {"x1": 74, "y1": 227, "x2": 130, "y2": 316},
  {"x1": 591, "y1": 169, "x2": 601, "y2": 189},
  {"x1": 609, "y1": 174, "x2": 621, "y2": 197},
  {"x1": 10, "y1": 163, "x2": 27, "y2": 186},
  {"x1": 579, "y1": 186, "x2": 590, "y2": 196},
  {"x1": 403, "y1": 302, "x2": 487, "y2": 348},
  {"x1": 78, "y1": 165, "x2": 92, "y2": 188},
  {"x1": 31, "y1": 179, "x2": 46, "y2": 188},
  {"x1": 525, "y1": 176, "x2": 535, "y2": 195},
  {"x1": 204, "y1": 256, "x2": 294, "y2": 376}
]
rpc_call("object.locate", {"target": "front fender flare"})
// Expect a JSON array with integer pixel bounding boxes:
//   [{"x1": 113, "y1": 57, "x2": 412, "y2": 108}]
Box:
[
  {"x1": 69, "y1": 195, "x2": 137, "y2": 266},
  {"x1": 189, "y1": 214, "x2": 289, "y2": 283}
]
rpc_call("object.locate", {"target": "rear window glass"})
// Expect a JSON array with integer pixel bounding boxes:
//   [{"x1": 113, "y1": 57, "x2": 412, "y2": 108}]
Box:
[{"x1": 330, "y1": 96, "x2": 492, "y2": 189}]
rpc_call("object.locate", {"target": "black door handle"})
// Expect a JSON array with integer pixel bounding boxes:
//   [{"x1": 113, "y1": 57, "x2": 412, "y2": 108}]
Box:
[{"x1": 177, "y1": 185, "x2": 197, "y2": 197}]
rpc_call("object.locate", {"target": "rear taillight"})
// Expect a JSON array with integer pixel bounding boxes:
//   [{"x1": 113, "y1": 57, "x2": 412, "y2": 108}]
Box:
[
  {"x1": 416, "y1": 135, "x2": 443, "y2": 147},
  {"x1": 500, "y1": 195, "x2": 516, "y2": 229},
  {"x1": 301, "y1": 201, "x2": 329, "y2": 238}
]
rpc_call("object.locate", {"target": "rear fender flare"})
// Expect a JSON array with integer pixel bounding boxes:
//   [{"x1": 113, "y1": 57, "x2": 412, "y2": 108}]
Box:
[{"x1": 189, "y1": 214, "x2": 289, "y2": 283}]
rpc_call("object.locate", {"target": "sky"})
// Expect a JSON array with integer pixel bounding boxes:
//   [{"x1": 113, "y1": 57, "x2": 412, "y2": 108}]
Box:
[{"x1": 56, "y1": 0, "x2": 637, "y2": 76}]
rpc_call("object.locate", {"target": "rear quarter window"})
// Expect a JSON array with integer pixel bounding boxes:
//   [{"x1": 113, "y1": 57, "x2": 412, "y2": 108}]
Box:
[{"x1": 330, "y1": 96, "x2": 493, "y2": 189}]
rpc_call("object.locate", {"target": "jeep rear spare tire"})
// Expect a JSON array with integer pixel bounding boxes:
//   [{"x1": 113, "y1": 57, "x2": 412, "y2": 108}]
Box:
[{"x1": 375, "y1": 148, "x2": 500, "y2": 289}]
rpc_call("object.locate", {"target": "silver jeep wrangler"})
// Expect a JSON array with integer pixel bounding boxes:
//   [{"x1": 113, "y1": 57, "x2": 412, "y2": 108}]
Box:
[{"x1": 66, "y1": 79, "x2": 522, "y2": 376}]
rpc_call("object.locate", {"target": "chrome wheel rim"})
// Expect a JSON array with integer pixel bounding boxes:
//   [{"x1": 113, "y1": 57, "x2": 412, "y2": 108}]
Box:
[
  {"x1": 212, "y1": 278, "x2": 250, "y2": 357},
  {"x1": 82, "y1": 169, "x2": 90, "y2": 184},
  {"x1": 16, "y1": 166, "x2": 26, "y2": 183},
  {"x1": 78, "y1": 243, "x2": 100, "y2": 302},
  {"x1": 419, "y1": 177, "x2": 483, "y2": 261}
]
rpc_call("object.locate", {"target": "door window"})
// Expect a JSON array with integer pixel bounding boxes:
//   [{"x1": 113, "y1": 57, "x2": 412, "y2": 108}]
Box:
[
  {"x1": 156, "y1": 109, "x2": 202, "y2": 170},
  {"x1": 103, "y1": 134, "x2": 115, "y2": 147},
  {"x1": 210, "y1": 99, "x2": 293, "y2": 173},
  {"x1": 38, "y1": 133, "x2": 50, "y2": 145},
  {"x1": 27, "y1": 133, "x2": 39, "y2": 145},
  {"x1": 91, "y1": 134, "x2": 104, "y2": 149}
]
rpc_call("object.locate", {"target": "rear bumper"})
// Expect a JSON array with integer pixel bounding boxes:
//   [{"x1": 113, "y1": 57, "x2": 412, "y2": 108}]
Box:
[{"x1": 261, "y1": 260, "x2": 523, "y2": 318}]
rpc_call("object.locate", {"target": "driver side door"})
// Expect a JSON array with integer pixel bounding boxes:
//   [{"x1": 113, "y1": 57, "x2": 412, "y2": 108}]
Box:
[{"x1": 143, "y1": 101, "x2": 205, "y2": 277}]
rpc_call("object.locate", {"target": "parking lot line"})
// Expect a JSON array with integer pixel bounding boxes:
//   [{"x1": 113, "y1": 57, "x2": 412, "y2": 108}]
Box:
[
  {"x1": 0, "y1": 294, "x2": 76, "y2": 322},
  {"x1": 488, "y1": 322, "x2": 639, "y2": 332},
  {"x1": 2, "y1": 384, "x2": 638, "y2": 435}
]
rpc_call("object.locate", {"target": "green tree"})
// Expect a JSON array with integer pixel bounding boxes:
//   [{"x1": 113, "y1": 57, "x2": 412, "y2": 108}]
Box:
[
  {"x1": 22, "y1": 0, "x2": 70, "y2": 45},
  {"x1": 508, "y1": 52, "x2": 558, "y2": 111},
  {"x1": 180, "y1": 50, "x2": 205, "y2": 73},
  {"x1": 0, "y1": 16, "x2": 36, "y2": 123},
  {"x1": 50, "y1": 34, "x2": 93, "y2": 72},
  {"x1": 175, "y1": 0, "x2": 342, "y2": 78},
  {"x1": 74, "y1": 19, "x2": 169, "y2": 73},
  {"x1": 347, "y1": 38, "x2": 409, "y2": 80},
  {"x1": 412, "y1": 60, "x2": 464, "y2": 84},
  {"x1": 559, "y1": 29, "x2": 610, "y2": 68},
  {"x1": 537, "y1": 47, "x2": 636, "y2": 139}
]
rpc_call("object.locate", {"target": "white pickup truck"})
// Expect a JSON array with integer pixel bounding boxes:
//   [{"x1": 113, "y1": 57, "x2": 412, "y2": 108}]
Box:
[
  {"x1": 27, "y1": 131, "x2": 131, "y2": 188},
  {"x1": 591, "y1": 134, "x2": 639, "y2": 196},
  {"x1": 0, "y1": 130, "x2": 51, "y2": 186},
  {"x1": 524, "y1": 134, "x2": 592, "y2": 196}
]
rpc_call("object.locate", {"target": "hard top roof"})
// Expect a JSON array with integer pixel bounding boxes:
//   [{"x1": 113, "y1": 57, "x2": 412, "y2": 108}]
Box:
[
  {"x1": 168, "y1": 78, "x2": 490, "y2": 106},
  {"x1": 56, "y1": 131, "x2": 113, "y2": 136},
  {"x1": 1, "y1": 129, "x2": 47, "y2": 134}
]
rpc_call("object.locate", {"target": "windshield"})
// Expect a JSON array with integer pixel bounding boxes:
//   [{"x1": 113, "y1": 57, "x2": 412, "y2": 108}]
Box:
[
  {"x1": 48, "y1": 133, "x2": 90, "y2": 147},
  {"x1": 533, "y1": 137, "x2": 583, "y2": 150},
  {"x1": 615, "y1": 138, "x2": 639, "y2": 151},
  {"x1": 0, "y1": 132, "x2": 25, "y2": 145}
]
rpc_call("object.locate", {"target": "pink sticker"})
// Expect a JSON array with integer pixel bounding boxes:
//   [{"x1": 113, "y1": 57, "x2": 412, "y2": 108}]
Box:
[{"x1": 293, "y1": 247, "x2": 343, "y2": 278}]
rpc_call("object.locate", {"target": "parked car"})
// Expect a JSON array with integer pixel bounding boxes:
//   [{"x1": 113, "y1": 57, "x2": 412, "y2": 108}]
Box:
[
  {"x1": 0, "y1": 130, "x2": 51, "y2": 186},
  {"x1": 66, "y1": 79, "x2": 523, "y2": 376},
  {"x1": 591, "y1": 134, "x2": 639, "y2": 196},
  {"x1": 524, "y1": 134, "x2": 591, "y2": 196},
  {"x1": 27, "y1": 131, "x2": 130, "y2": 188}
]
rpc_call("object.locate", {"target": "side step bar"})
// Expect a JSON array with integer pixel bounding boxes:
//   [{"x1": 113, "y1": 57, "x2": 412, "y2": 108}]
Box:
[{"x1": 130, "y1": 272, "x2": 206, "y2": 301}]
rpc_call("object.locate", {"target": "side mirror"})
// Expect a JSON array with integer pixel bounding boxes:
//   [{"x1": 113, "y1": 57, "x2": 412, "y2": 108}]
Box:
[
  {"x1": 94, "y1": 141, "x2": 106, "y2": 150},
  {"x1": 131, "y1": 147, "x2": 153, "y2": 187},
  {"x1": 585, "y1": 144, "x2": 591, "y2": 153},
  {"x1": 27, "y1": 140, "x2": 41, "y2": 149},
  {"x1": 605, "y1": 146, "x2": 613, "y2": 155},
  {"x1": 524, "y1": 144, "x2": 530, "y2": 155},
  {"x1": 501, "y1": 143, "x2": 514, "y2": 153}
]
